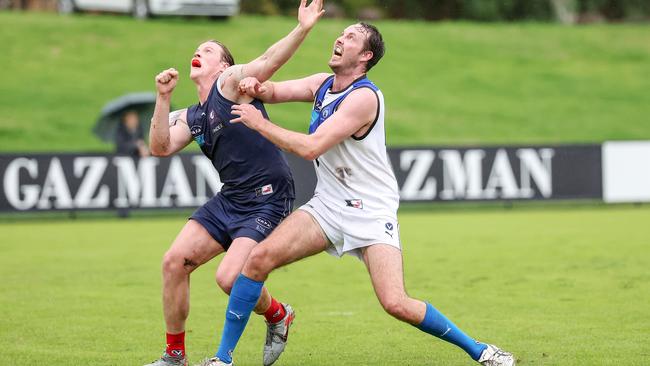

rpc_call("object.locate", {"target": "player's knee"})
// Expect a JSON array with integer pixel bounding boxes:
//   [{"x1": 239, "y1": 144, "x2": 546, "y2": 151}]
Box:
[
  {"x1": 245, "y1": 246, "x2": 274, "y2": 278},
  {"x1": 215, "y1": 269, "x2": 236, "y2": 295},
  {"x1": 380, "y1": 295, "x2": 409, "y2": 321},
  {"x1": 162, "y1": 250, "x2": 191, "y2": 276}
]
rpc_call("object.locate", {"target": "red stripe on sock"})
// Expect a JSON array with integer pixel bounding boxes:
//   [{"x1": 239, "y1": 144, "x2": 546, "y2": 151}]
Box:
[{"x1": 264, "y1": 298, "x2": 286, "y2": 324}]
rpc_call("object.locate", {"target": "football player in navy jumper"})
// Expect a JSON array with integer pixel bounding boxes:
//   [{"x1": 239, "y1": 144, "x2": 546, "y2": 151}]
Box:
[{"x1": 144, "y1": 1, "x2": 324, "y2": 366}]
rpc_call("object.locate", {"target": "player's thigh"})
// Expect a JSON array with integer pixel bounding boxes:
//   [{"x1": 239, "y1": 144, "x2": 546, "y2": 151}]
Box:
[
  {"x1": 362, "y1": 244, "x2": 407, "y2": 303},
  {"x1": 247, "y1": 209, "x2": 329, "y2": 272},
  {"x1": 215, "y1": 237, "x2": 257, "y2": 292},
  {"x1": 165, "y1": 219, "x2": 225, "y2": 272}
]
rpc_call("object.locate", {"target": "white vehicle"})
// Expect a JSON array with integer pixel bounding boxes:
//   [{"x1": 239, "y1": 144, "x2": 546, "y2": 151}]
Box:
[{"x1": 57, "y1": 0, "x2": 239, "y2": 19}]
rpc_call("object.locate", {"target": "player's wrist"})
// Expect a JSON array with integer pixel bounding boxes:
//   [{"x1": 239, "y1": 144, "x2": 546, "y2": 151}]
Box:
[
  {"x1": 296, "y1": 22, "x2": 312, "y2": 35},
  {"x1": 255, "y1": 116, "x2": 270, "y2": 131},
  {"x1": 157, "y1": 91, "x2": 173, "y2": 100}
]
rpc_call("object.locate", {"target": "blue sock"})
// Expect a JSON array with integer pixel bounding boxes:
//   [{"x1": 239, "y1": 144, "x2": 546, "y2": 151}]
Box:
[
  {"x1": 416, "y1": 302, "x2": 488, "y2": 360},
  {"x1": 215, "y1": 274, "x2": 264, "y2": 363}
]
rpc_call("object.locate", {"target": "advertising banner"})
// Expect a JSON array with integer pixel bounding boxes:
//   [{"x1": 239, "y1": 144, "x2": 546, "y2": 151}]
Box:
[{"x1": 3, "y1": 142, "x2": 645, "y2": 213}]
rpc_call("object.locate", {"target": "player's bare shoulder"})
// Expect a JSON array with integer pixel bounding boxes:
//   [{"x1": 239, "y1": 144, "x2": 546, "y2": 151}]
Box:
[
  {"x1": 340, "y1": 87, "x2": 378, "y2": 119},
  {"x1": 169, "y1": 108, "x2": 188, "y2": 127},
  {"x1": 220, "y1": 65, "x2": 250, "y2": 101},
  {"x1": 309, "y1": 73, "x2": 334, "y2": 95}
]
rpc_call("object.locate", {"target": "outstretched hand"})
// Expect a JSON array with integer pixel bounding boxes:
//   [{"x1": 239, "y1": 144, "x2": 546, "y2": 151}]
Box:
[
  {"x1": 230, "y1": 104, "x2": 266, "y2": 130},
  {"x1": 298, "y1": 0, "x2": 325, "y2": 30}
]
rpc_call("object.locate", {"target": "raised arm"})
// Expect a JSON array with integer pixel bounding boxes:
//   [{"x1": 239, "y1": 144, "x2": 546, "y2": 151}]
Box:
[
  {"x1": 238, "y1": 73, "x2": 330, "y2": 104},
  {"x1": 149, "y1": 68, "x2": 192, "y2": 157},
  {"x1": 230, "y1": 88, "x2": 378, "y2": 160},
  {"x1": 220, "y1": 0, "x2": 324, "y2": 100}
]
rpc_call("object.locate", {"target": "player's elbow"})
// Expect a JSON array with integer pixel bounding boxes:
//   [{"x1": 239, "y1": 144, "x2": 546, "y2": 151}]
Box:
[
  {"x1": 150, "y1": 145, "x2": 171, "y2": 157},
  {"x1": 301, "y1": 148, "x2": 321, "y2": 161}
]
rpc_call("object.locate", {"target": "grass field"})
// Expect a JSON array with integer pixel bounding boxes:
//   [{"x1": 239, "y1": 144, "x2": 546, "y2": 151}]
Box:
[
  {"x1": 1, "y1": 12, "x2": 650, "y2": 151},
  {"x1": 2, "y1": 206, "x2": 649, "y2": 365}
]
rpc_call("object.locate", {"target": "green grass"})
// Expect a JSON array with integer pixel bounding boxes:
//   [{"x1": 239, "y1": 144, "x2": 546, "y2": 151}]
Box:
[
  {"x1": 1, "y1": 12, "x2": 649, "y2": 152},
  {"x1": 1, "y1": 206, "x2": 649, "y2": 365}
]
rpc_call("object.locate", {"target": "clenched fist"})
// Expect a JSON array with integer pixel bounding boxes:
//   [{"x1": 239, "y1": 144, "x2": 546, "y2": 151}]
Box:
[
  {"x1": 155, "y1": 68, "x2": 179, "y2": 96},
  {"x1": 238, "y1": 77, "x2": 268, "y2": 98}
]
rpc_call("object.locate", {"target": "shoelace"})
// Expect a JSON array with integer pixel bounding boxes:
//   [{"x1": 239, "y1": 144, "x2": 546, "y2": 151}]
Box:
[{"x1": 266, "y1": 323, "x2": 280, "y2": 345}]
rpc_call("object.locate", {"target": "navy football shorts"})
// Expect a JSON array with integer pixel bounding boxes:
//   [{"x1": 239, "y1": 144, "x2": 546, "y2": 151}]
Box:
[{"x1": 190, "y1": 193, "x2": 294, "y2": 250}]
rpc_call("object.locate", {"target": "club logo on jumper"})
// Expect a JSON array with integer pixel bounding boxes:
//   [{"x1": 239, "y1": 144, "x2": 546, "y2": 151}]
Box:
[
  {"x1": 256, "y1": 217, "x2": 272, "y2": 229},
  {"x1": 321, "y1": 108, "x2": 330, "y2": 118},
  {"x1": 335, "y1": 167, "x2": 353, "y2": 188},
  {"x1": 209, "y1": 109, "x2": 215, "y2": 121},
  {"x1": 255, "y1": 184, "x2": 274, "y2": 196},
  {"x1": 190, "y1": 126, "x2": 205, "y2": 146},
  {"x1": 190, "y1": 125, "x2": 202, "y2": 136},
  {"x1": 385, "y1": 222, "x2": 394, "y2": 231},
  {"x1": 345, "y1": 199, "x2": 363, "y2": 209}
]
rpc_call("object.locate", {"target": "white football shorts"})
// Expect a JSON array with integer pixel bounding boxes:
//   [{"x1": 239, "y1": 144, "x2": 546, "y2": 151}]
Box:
[{"x1": 299, "y1": 195, "x2": 401, "y2": 260}]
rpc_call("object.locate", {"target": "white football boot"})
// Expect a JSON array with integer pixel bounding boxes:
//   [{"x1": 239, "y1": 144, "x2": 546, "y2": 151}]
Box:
[
  {"x1": 478, "y1": 344, "x2": 516, "y2": 366},
  {"x1": 144, "y1": 351, "x2": 187, "y2": 366},
  {"x1": 194, "y1": 357, "x2": 232, "y2": 366},
  {"x1": 263, "y1": 303, "x2": 296, "y2": 366}
]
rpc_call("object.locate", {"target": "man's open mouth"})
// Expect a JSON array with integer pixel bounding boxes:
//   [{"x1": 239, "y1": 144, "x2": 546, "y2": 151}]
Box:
[{"x1": 333, "y1": 45, "x2": 343, "y2": 56}]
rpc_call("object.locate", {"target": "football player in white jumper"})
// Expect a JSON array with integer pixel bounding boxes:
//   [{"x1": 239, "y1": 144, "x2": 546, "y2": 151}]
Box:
[{"x1": 210, "y1": 22, "x2": 516, "y2": 366}]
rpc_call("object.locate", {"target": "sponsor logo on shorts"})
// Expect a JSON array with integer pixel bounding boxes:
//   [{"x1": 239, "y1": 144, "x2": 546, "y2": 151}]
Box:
[
  {"x1": 385, "y1": 222, "x2": 395, "y2": 238},
  {"x1": 256, "y1": 217, "x2": 272, "y2": 229},
  {"x1": 345, "y1": 199, "x2": 363, "y2": 209}
]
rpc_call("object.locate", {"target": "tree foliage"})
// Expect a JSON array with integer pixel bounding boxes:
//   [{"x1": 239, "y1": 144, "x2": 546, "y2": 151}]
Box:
[{"x1": 240, "y1": 0, "x2": 650, "y2": 21}]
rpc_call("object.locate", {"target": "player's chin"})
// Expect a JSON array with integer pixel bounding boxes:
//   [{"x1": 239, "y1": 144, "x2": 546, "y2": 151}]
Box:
[
  {"x1": 328, "y1": 59, "x2": 341, "y2": 72},
  {"x1": 189, "y1": 68, "x2": 202, "y2": 80}
]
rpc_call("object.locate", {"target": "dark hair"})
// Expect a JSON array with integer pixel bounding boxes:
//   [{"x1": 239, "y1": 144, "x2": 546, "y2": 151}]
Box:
[
  {"x1": 208, "y1": 40, "x2": 235, "y2": 66},
  {"x1": 358, "y1": 22, "x2": 384, "y2": 72}
]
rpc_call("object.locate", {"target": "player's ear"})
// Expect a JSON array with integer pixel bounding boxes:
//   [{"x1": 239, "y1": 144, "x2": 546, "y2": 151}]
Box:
[{"x1": 361, "y1": 50, "x2": 373, "y2": 63}]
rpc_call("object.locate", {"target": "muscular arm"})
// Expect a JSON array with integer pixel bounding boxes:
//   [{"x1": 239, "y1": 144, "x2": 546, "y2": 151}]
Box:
[
  {"x1": 239, "y1": 73, "x2": 331, "y2": 104},
  {"x1": 149, "y1": 98, "x2": 192, "y2": 157},
  {"x1": 231, "y1": 88, "x2": 378, "y2": 160},
  {"x1": 149, "y1": 68, "x2": 192, "y2": 157},
  {"x1": 220, "y1": 0, "x2": 324, "y2": 101}
]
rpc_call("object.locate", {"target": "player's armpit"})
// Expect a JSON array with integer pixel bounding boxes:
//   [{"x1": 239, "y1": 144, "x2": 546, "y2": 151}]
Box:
[{"x1": 219, "y1": 65, "x2": 254, "y2": 102}]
